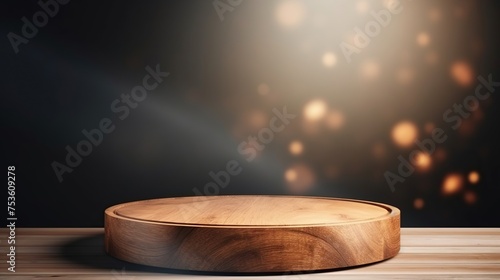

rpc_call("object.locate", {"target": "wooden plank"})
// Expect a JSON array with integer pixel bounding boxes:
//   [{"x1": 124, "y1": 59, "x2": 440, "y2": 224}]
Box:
[
  {"x1": 401, "y1": 228, "x2": 500, "y2": 235},
  {"x1": 400, "y1": 247, "x2": 500, "y2": 254},
  {"x1": 0, "y1": 228, "x2": 499, "y2": 279}
]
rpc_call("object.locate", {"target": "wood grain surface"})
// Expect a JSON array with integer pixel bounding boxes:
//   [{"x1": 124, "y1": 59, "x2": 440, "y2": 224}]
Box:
[
  {"x1": 0, "y1": 228, "x2": 499, "y2": 279},
  {"x1": 112, "y1": 196, "x2": 390, "y2": 225},
  {"x1": 104, "y1": 196, "x2": 400, "y2": 272}
]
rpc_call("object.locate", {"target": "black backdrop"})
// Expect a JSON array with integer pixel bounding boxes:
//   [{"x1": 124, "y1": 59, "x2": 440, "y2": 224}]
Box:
[{"x1": 2, "y1": 0, "x2": 500, "y2": 227}]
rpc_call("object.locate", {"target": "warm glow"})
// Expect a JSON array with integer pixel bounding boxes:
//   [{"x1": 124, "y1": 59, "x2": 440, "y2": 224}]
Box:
[
  {"x1": 464, "y1": 191, "x2": 478, "y2": 205},
  {"x1": 424, "y1": 122, "x2": 435, "y2": 134},
  {"x1": 361, "y1": 60, "x2": 380, "y2": 80},
  {"x1": 442, "y1": 174, "x2": 464, "y2": 195},
  {"x1": 304, "y1": 99, "x2": 327, "y2": 121},
  {"x1": 435, "y1": 148, "x2": 447, "y2": 162},
  {"x1": 383, "y1": 0, "x2": 398, "y2": 9},
  {"x1": 325, "y1": 110, "x2": 344, "y2": 130},
  {"x1": 275, "y1": 0, "x2": 305, "y2": 28},
  {"x1": 458, "y1": 119, "x2": 475, "y2": 136},
  {"x1": 248, "y1": 111, "x2": 267, "y2": 128},
  {"x1": 415, "y1": 152, "x2": 431, "y2": 170},
  {"x1": 428, "y1": 8, "x2": 442, "y2": 22},
  {"x1": 284, "y1": 164, "x2": 315, "y2": 193},
  {"x1": 451, "y1": 61, "x2": 474, "y2": 87},
  {"x1": 417, "y1": 32, "x2": 431, "y2": 47},
  {"x1": 392, "y1": 121, "x2": 418, "y2": 148},
  {"x1": 289, "y1": 140, "x2": 303, "y2": 155},
  {"x1": 372, "y1": 143, "x2": 386, "y2": 159},
  {"x1": 356, "y1": 1, "x2": 369, "y2": 14},
  {"x1": 284, "y1": 168, "x2": 297, "y2": 182},
  {"x1": 468, "y1": 171, "x2": 480, "y2": 184},
  {"x1": 322, "y1": 52, "x2": 337, "y2": 68},
  {"x1": 257, "y1": 83, "x2": 270, "y2": 96},
  {"x1": 414, "y1": 198, "x2": 425, "y2": 209}
]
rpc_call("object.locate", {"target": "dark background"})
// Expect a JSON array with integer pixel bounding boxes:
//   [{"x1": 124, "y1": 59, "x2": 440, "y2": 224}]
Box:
[{"x1": 2, "y1": 0, "x2": 499, "y2": 227}]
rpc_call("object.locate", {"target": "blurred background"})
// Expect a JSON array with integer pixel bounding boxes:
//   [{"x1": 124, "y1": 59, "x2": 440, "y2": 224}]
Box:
[{"x1": 2, "y1": 0, "x2": 499, "y2": 227}]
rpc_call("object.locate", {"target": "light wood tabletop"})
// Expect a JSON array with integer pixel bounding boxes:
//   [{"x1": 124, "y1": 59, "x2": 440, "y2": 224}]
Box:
[{"x1": 1, "y1": 228, "x2": 499, "y2": 279}]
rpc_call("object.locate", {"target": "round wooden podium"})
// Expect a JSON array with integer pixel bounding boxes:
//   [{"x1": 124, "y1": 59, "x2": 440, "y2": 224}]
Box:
[{"x1": 104, "y1": 196, "x2": 400, "y2": 273}]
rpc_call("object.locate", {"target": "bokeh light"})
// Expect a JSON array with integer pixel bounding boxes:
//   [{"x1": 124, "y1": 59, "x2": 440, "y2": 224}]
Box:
[
  {"x1": 356, "y1": 1, "x2": 369, "y2": 14},
  {"x1": 464, "y1": 191, "x2": 478, "y2": 205},
  {"x1": 304, "y1": 99, "x2": 328, "y2": 122},
  {"x1": 383, "y1": 0, "x2": 399, "y2": 9},
  {"x1": 428, "y1": 8, "x2": 442, "y2": 22},
  {"x1": 415, "y1": 152, "x2": 431, "y2": 170},
  {"x1": 372, "y1": 143, "x2": 386, "y2": 159},
  {"x1": 468, "y1": 171, "x2": 480, "y2": 184},
  {"x1": 275, "y1": 0, "x2": 306, "y2": 28},
  {"x1": 417, "y1": 32, "x2": 431, "y2": 47},
  {"x1": 451, "y1": 61, "x2": 474, "y2": 87},
  {"x1": 391, "y1": 121, "x2": 418, "y2": 148},
  {"x1": 361, "y1": 60, "x2": 380, "y2": 80},
  {"x1": 247, "y1": 110, "x2": 267, "y2": 129},
  {"x1": 284, "y1": 168, "x2": 297, "y2": 182},
  {"x1": 442, "y1": 174, "x2": 464, "y2": 195},
  {"x1": 435, "y1": 148, "x2": 447, "y2": 162},
  {"x1": 322, "y1": 52, "x2": 337, "y2": 68},
  {"x1": 284, "y1": 164, "x2": 315, "y2": 194},
  {"x1": 289, "y1": 140, "x2": 304, "y2": 155},
  {"x1": 459, "y1": 119, "x2": 475, "y2": 136},
  {"x1": 414, "y1": 198, "x2": 425, "y2": 209},
  {"x1": 424, "y1": 122, "x2": 435, "y2": 134},
  {"x1": 324, "y1": 110, "x2": 344, "y2": 130}
]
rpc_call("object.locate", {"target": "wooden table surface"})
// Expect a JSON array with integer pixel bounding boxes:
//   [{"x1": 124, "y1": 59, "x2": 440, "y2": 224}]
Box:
[{"x1": 1, "y1": 228, "x2": 499, "y2": 279}]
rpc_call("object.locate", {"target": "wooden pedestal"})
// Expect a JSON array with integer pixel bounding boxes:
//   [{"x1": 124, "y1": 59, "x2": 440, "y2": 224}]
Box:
[{"x1": 104, "y1": 195, "x2": 400, "y2": 273}]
